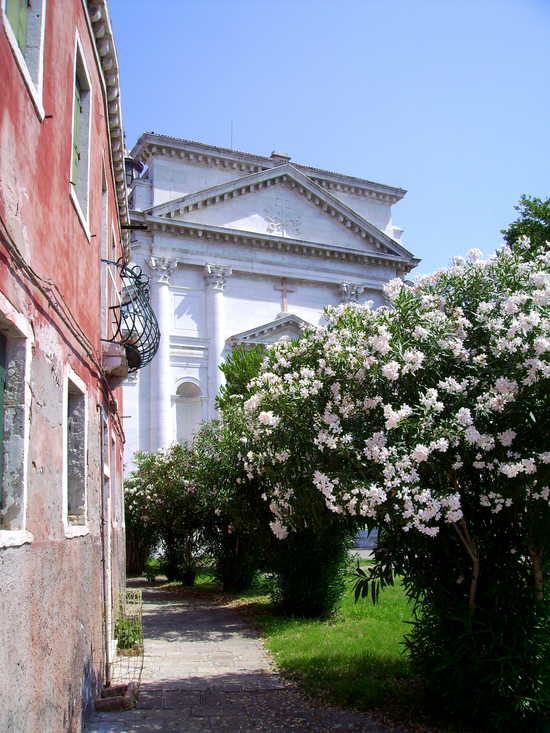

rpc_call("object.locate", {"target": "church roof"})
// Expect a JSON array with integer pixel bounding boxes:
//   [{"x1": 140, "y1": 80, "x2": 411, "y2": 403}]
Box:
[
  {"x1": 228, "y1": 313, "x2": 310, "y2": 346},
  {"x1": 130, "y1": 133, "x2": 407, "y2": 205},
  {"x1": 142, "y1": 163, "x2": 415, "y2": 262}
]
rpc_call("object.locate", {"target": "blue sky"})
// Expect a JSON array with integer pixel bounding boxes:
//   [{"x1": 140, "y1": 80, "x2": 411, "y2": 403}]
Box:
[{"x1": 109, "y1": 0, "x2": 550, "y2": 275}]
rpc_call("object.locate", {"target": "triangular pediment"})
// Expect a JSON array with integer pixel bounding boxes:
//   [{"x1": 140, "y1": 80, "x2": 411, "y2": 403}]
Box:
[
  {"x1": 228, "y1": 313, "x2": 310, "y2": 346},
  {"x1": 146, "y1": 165, "x2": 413, "y2": 260}
]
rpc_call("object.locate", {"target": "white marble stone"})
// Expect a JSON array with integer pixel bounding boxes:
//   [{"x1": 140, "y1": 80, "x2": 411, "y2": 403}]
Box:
[{"x1": 123, "y1": 136, "x2": 418, "y2": 471}]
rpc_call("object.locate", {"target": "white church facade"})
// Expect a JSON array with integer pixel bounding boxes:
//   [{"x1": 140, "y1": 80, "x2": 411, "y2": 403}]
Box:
[{"x1": 123, "y1": 133, "x2": 418, "y2": 467}]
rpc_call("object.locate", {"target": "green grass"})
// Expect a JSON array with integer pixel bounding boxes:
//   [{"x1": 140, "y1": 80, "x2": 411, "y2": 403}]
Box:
[
  {"x1": 156, "y1": 563, "x2": 426, "y2": 724},
  {"x1": 149, "y1": 562, "x2": 488, "y2": 730},
  {"x1": 253, "y1": 576, "x2": 421, "y2": 721}
]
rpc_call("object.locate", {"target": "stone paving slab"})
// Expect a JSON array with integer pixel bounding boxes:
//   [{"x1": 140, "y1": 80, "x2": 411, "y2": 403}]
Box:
[{"x1": 86, "y1": 585, "x2": 407, "y2": 733}]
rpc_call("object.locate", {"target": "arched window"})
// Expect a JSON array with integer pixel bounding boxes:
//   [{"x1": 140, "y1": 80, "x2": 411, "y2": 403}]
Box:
[{"x1": 175, "y1": 381, "x2": 203, "y2": 444}]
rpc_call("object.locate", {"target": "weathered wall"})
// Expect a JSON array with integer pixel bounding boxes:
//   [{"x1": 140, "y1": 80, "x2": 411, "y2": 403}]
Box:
[
  {"x1": 0, "y1": 320, "x2": 106, "y2": 732},
  {"x1": 0, "y1": 1, "x2": 126, "y2": 730}
]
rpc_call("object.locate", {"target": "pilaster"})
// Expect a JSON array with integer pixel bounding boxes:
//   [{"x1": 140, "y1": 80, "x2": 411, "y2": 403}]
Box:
[
  {"x1": 148, "y1": 256, "x2": 176, "y2": 450},
  {"x1": 204, "y1": 264, "x2": 232, "y2": 417}
]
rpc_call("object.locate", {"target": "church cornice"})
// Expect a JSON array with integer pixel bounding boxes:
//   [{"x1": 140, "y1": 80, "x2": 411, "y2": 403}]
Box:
[
  {"x1": 144, "y1": 164, "x2": 414, "y2": 262},
  {"x1": 131, "y1": 212, "x2": 418, "y2": 274},
  {"x1": 228, "y1": 313, "x2": 311, "y2": 346},
  {"x1": 130, "y1": 133, "x2": 406, "y2": 205}
]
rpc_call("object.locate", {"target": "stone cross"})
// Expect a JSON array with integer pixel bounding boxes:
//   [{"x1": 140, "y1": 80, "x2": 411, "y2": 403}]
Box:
[{"x1": 274, "y1": 277, "x2": 295, "y2": 313}]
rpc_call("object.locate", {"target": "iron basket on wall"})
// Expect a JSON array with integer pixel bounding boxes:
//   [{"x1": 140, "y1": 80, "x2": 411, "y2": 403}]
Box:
[{"x1": 103, "y1": 258, "x2": 160, "y2": 372}]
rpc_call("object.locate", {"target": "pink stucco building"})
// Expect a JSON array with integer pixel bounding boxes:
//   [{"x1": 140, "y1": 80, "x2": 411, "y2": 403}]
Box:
[{"x1": 0, "y1": 2, "x2": 158, "y2": 729}]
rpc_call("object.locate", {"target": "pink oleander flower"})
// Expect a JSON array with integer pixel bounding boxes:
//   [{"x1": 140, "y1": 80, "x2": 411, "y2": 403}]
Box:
[
  {"x1": 258, "y1": 411, "x2": 280, "y2": 427},
  {"x1": 382, "y1": 361, "x2": 400, "y2": 381}
]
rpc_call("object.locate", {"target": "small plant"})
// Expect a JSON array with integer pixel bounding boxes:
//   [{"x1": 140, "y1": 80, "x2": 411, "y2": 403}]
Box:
[{"x1": 114, "y1": 604, "x2": 143, "y2": 653}]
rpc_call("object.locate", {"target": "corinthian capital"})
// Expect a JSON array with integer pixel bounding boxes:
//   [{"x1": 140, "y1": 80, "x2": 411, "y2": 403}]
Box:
[
  {"x1": 148, "y1": 256, "x2": 175, "y2": 284},
  {"x1": 339, "y1": 281, "x2": 365, "y2": 303},
  {"x1": 205, "y1": 263, "x2": 232, "y2": 291}
]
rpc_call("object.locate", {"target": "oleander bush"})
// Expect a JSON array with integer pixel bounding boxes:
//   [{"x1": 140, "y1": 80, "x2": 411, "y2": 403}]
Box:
[
  {"x1": 231, "y1": 202, "x2": 549, "y2": 728},
  {"x1": 125, "y1": 444, "x2": 207, "y2": 583},
  {"x1": 125, "y1": 198, "x2": 550, "y2": 728}
]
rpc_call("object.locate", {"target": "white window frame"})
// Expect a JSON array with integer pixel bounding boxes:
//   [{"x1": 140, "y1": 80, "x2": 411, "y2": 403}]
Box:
[
  {"x1": 62, "y1": 365, "x2": 89, "y2": 538},
  {"x1": 102, "y1": 411, "x2": 110, "y2": 480},
  {"x1": 0, "y1": 291, "x2": 33, "y2": 549},
  {"x1": 69, "y1": 31, "x2": 92, "y2": 239},
  {"x1": 106, "y1": 221, "x2": 121, "y2": 339},
  {"x1": 1, "y1": 0, "x2": 47, "y2": 121},
  {"x1": 110, "y1": 434, "x2": 119, "y2": 528}
]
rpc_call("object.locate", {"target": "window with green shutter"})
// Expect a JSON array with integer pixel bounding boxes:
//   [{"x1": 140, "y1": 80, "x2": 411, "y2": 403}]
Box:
[
  {"x1": 72, "y1": 77, "x2": 81, "y2": 189},
  {"x1": 5, "y1": 0, "x2": 28, "y2": 54},
  {"x1": 71, "y1": 46, "x2": 91, "y2": 219}
]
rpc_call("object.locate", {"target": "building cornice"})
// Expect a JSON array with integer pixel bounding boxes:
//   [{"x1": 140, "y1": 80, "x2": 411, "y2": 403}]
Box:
[
  {"x1": 86, "y1": 1, "x2": 129, "y2": 255},
  {"x1": 145, "y1": 163, "x2": 414, "y2": 261},
  {"x1": 228, "y1": 313, "x2": 310, "y2": 346},
  {"x1": 131, "y1": 211, "x2": 418, "y2": 275},
  {"x1": 130, "y1": 133, "x2": 407, "y2": 205}
]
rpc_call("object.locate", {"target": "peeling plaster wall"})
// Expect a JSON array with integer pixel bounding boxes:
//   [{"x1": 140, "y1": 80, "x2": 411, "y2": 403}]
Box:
[
  {"x1": 0, "y1": 1, "x2": 126, "y2": 731},
  {"x1": 0, "y1": 322, "x2": 108, "y2": 733}
]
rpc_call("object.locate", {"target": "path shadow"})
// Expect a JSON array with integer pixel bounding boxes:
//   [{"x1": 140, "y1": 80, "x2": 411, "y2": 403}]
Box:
[
  {"x1": 86, "y1": 580, "x2": 408, "y2": 733},
  {"x1": 141, "y1": 598, "x2": 261, "y2": 644},
  {"x1": 87, "y1": 669, "x2": 402, "y2": 733}
]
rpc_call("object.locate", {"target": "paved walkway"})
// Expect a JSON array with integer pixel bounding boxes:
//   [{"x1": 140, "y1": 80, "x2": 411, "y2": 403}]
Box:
[{"x1": 87, "y1": 584, "x2": 405, "y2": 733}]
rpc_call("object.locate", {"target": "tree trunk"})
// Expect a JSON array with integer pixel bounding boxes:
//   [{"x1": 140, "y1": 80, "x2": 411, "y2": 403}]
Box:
[
  {"x1": 126, "y1": 531, "x2": 149, "y2": 575},
  {"x1": 453, "y1": 517, "x2": 480, "y2": 613},
  {"x1": 528, "y1": 544, "x2": 544, "y2": 603}
]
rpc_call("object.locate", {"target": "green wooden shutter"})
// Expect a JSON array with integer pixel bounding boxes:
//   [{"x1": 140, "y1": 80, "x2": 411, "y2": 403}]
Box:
[
  {"x1": 5, "y1": 0, "x2": 28, "y2": 53},
  {"x1": 72, "y1": 77, "x2": 81, "y2": 187},
  {"x1": 0, "y1": 334, "x2": 6, "y2": 514}
]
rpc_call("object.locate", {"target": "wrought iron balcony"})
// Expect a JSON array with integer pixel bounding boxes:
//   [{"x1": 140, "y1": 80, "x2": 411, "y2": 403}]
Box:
[{"x1": 102, "y1": 258, "x2": 160, "y2": 373}]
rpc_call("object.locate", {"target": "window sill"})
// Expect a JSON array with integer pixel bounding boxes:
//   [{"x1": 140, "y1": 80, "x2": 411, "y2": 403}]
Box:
[
  {"x1": 0, "y1": 529, "x2": 34, "y2": 548},
  {"x1": 64, "y1": 524, "x2": 89, "y2": 539},
  {"x1": 70, "y1": 186, "x2": 91, "y2": 240},
  {"x1": 1, "y1": 13, "x2": 45, "y2": 122}
]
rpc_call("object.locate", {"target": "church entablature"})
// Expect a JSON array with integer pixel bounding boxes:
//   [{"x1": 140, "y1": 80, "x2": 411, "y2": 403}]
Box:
[
  {"x1": 141, "y1": 164, "x2": 412, "y2": 261},
  {"x1": 136, "y1": 215, "x2": 416, "y2": 276}
]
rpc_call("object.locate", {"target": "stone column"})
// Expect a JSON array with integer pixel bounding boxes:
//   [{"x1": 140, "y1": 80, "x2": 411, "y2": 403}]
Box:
[
  {"x1": 205, "y1": 264, "x2": 232, "y2": 418},
  {"x1": 148, "y1": 256, "x2": 175, "y2": 450}
]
